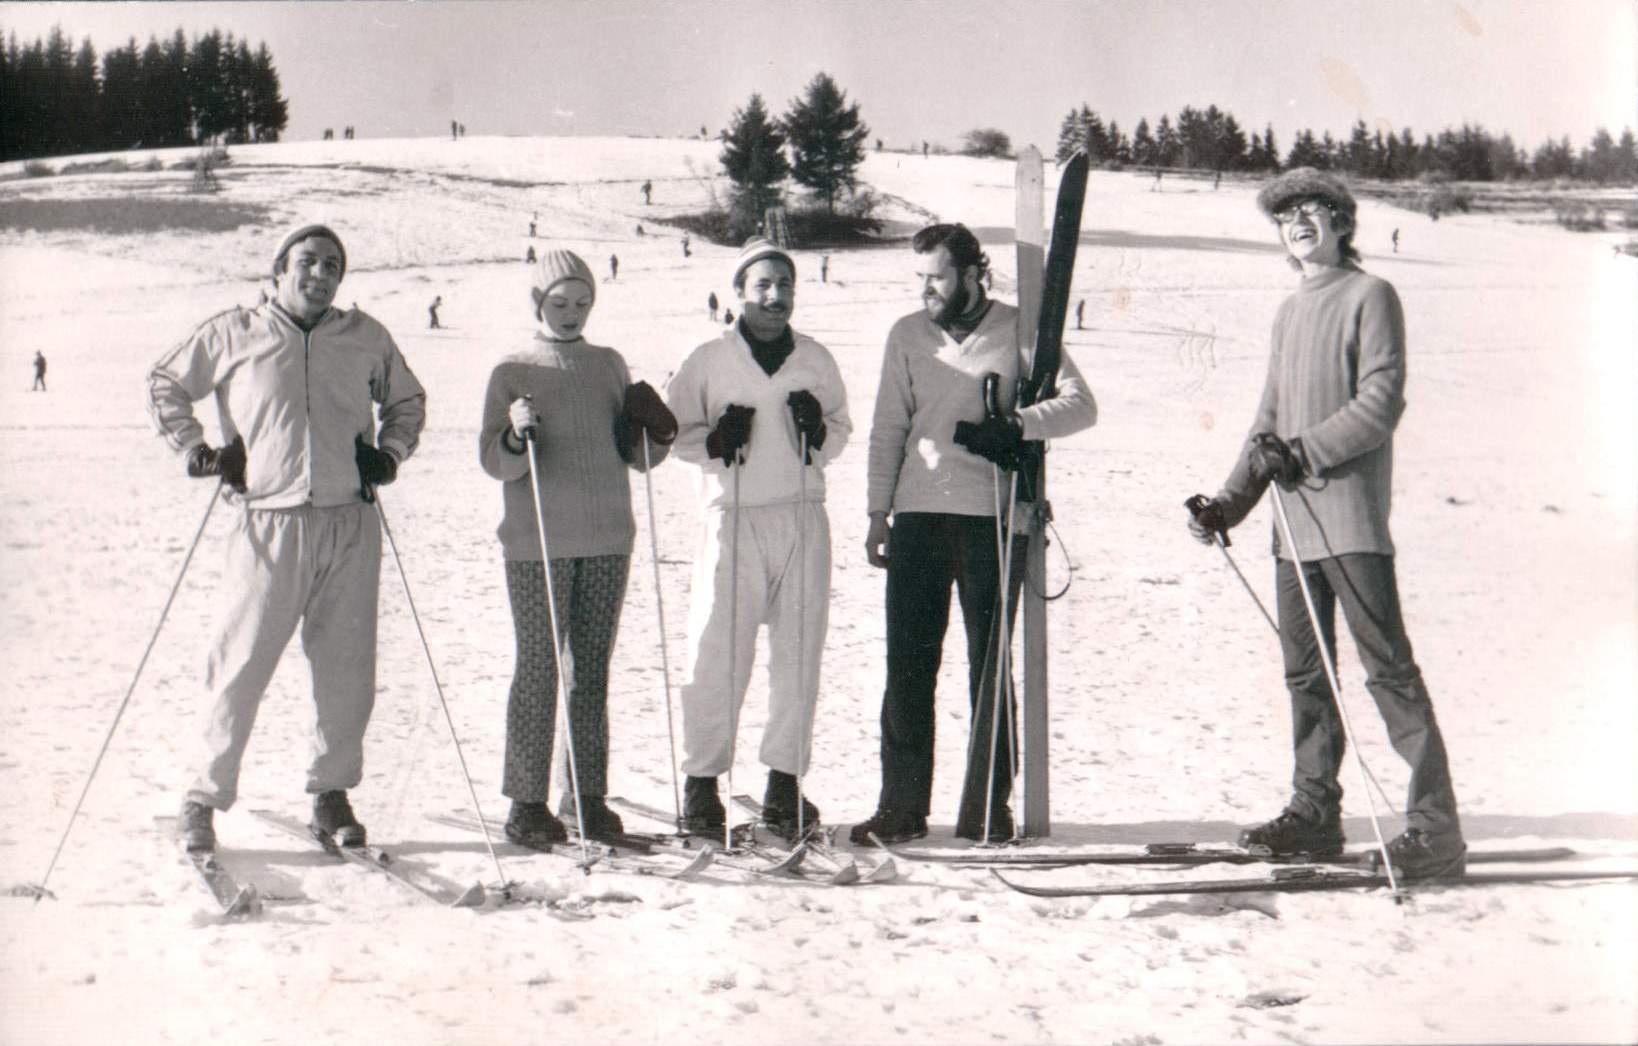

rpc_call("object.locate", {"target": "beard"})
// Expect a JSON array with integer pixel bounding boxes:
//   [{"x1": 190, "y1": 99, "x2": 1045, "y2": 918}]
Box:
[{"x1": 930, "y1": 281, "x2": 971, "y2": 328}]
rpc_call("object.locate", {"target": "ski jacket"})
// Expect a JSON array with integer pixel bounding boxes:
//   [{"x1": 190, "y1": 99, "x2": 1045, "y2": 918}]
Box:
[
  {"x1": 478, "y1": 335, "x2": 667, "y2": 560},
  {"x1": 147, "y1": 303, "x2": 426, "y2": 510},
  {"x1": 667, "y1": 326, "x2": 851, "y2": 511},
  {"x1": 1217, "y1": 263, "x2": 1406, "y2": 560},
  {"x1": 867, "y1": 301, "x2": 1096, "y2": 518}
]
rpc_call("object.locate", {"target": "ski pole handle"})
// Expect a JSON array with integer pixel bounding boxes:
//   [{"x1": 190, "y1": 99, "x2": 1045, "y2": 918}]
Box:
[
  {"x1": 1184, "y1": 494, "x2": 1230, "y2": 547},
  {"x1": 518, "y1": 394, "x2": 539, "y2": 441},
  {"x1": 982, "y1": 372, "x2": 1003, "y2": 418}
]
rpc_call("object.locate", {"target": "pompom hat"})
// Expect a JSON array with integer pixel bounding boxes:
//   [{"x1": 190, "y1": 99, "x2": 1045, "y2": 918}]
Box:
[
  {"x1": 732, "y1": 236, "x2": 795, "y2": 289},
  {"x1": 1255, "y1": 167, "x2": 1357, "y2": 223},
  {"x1": 532, "y1": 248, "x2": 596, "y2": 304},
  {"x1": 273, "y1": 222, "x2": 346, "y2": 277}
]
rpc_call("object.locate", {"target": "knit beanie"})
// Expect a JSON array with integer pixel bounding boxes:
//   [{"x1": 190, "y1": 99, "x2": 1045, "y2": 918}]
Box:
[
  {"x1": 732, "y1": 236, "x2": 795, "y2": 290},
  {"x1": 1255, "y1": 167, "x2": 1357, "y2": 223},
  {"x1": 273, "y1": 222, "x2": 346, "y2": 277},
  {"x1": 531, "y1": 248, "x2": 597, "y2": 305}
]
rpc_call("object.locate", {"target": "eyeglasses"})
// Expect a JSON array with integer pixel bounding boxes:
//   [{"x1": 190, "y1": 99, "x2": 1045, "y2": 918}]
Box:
[{"x1": 1273, "y1": 199, "x2": 1334, "y2": 224}]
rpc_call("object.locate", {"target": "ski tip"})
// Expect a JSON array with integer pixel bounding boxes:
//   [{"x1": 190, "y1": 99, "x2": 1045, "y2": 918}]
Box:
[
  {"x1": 225, "y1": 885, "x2": 263, "y2": 919},
  {"x1": 449, "y1": 882, "x2": 487, "y2": 909},
  {"x1": 10, "y1": 882, "x2": 58, "y2": 901},
  {"x1": 829, "y1": 861, "x2": 862, "y2": 886},
  {"x1": 864, "y1": 857, "x2": 899, "y2": 884}
]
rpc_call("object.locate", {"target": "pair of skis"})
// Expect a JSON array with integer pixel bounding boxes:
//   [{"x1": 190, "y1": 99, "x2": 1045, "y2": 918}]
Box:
[
  {"x1": 249, "y1": 809, "x2": 486, "y2": 908},
  {"x1": 992, "y1": 863, "x2": 1638, "y2": 899},
  {"x1": 424, "y1": 809, "x2": 717, "y2": 881}
]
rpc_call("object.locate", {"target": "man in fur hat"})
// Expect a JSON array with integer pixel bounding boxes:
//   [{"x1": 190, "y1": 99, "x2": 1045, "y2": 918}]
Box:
[
  {"x1": 665, "y1": 237, "x2": 852, "y2": 842},
  {"x1": 1185, "y1": 168, "x2": 1465, "y2": 878},
  {"x1": 147, "y1": 223, "x2": 426, "y2": 856}
]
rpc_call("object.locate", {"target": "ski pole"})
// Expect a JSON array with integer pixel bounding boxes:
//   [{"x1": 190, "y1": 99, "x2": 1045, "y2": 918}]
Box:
[
  {"x1": 1184, "y1": 494, "x2": 1278, "y2": 635},
  {"x1": 981, "y1": 376, "x2": 1020, "y2": 846},
  {"x1": 724, "y1": 457, "x2": 742, "y2": 852},
  {"x1": 32, "y1": 480, "x2": 224, "y2": 901},
  {"x1": 373, "y1": 494, "x2": 510, "y2": 891},
  {"x1": 795, "y1": 431, "x2": 809, "y2": 841},
  {"x1": 639, "y1": 435, "x2": 685, "y2": 837},
  {"x1": 1266, "y1": 481, "x2": 1401, "y2": 900},
  {"x1": 520, "y1": 410, "x2": 592, "y2": 870}
]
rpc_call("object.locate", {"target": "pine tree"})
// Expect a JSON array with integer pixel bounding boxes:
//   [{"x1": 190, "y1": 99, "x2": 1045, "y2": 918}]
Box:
[
  {"x1": 1131, "y1": 117, "x2": 1155, "y2": 167},
  {"x1": 720, "y1": 93, "x2": 790, "y2": 226},
  {"x1": 782, "y1": 72, "x2": 869, "y2": 215},
  {"x1": 1055, "y1": 106, "x2": 1085, "y2": 163},
  {"x1": 248, "y1": 43, "x2": 288, "y2": 142},
  {"x1": 1154, "y1": 114, "x2": 1177, "y2": 166}
]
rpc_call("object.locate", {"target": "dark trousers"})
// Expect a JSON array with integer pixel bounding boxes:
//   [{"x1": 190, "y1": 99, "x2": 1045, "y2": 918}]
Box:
[
  {"x1": 877, "y1": 512, "x2": 1027, "y2": 828},
  {"x1": 1276, "y1": 553, "x2": 1461, "y2": 839}
]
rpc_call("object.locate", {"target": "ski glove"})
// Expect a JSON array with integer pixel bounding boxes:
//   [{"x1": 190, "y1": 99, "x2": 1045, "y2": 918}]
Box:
[
  {"x1": 503, "y1": 397, "x2": 540, "y2": 454},
  {"x1": 786, "y1": 389, "x2": 826, "y2": 462},
  {"x1": 622, "y1": 380, "x2": 678, "y2": 445},
  {"x1": 705, "y1": 404, "x2": 756, "y2": 466},
  {"x1": 1185, "y1": 494, "x2": 1229, "y2": 546},
  {"x1": 186, "y1": 435, "x2": 247, "y2": 494},
  {"x1": 355, "y1": 434, "x2": 399, "y2": 502},
  {"x1": 1248, "y1": 432, "x2": 1307, "y2": 485},
  {"x1": 953, "y1": 413, "x2": 1024, "y2": 471}
]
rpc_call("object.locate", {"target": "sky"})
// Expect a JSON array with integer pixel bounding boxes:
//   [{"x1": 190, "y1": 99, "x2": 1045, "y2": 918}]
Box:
[{"x1": 2, "y1": 0, "x2": 1634, "y2": 155}]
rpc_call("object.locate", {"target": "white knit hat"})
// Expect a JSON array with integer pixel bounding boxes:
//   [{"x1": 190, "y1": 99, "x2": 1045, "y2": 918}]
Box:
[
  {"x1": 531, "y1": 248, "x2": 596, "y2": 304},
  {"x1": 273, "y1": 222, "x2": 346, "y2": 277},
  {"x1": 731, "y1": 236, "x2": 795, "y2": 290}
]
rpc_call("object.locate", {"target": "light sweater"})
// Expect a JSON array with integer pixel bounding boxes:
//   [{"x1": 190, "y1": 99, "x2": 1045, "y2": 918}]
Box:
[
  {"x1": 866, "y1": 301, "x2": 1096, "y2": 518},
  {"x1": 479, "y1": 334, "x2": 665, "y2": 560},
  {"x1": 1217, "y1": 263, "x2": 1407, "y2": 560},
  {"x1": 666, "y1": 326, "x2": 851, "y2": 511}
]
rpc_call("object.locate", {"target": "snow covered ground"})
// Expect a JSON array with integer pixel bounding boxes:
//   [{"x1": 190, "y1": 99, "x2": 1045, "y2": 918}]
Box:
[{"x1": 1, "y1": 135, "x2": 1635, "y2": 1044}]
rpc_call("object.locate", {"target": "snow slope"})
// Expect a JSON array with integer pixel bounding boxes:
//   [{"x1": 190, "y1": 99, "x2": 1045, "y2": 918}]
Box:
[{"x1": 1, "y1": 135, "x2": 1634, "y2": 1045}]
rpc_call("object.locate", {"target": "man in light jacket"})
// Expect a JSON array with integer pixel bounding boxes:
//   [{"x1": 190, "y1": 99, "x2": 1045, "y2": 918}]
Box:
[{"x1": 148, "y1": 222, "x2": 426, "y2": 854}]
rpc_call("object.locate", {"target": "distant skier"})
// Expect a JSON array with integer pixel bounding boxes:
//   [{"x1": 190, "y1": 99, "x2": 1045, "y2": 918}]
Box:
[
  {"x1": 681, "y1": 233, "x2": 691, "y2": 259},
  {"x1": 479, "y1": 248, "x2": 676, "y2": 846},
  {"x1": 609, "y1": 254, "x2": 619, "y2": 281},
  {"x1": 850, "y1": 222, "x2": 1094, "y2": 846},
  {"x1": 722, "y1": 307, "x2": 733, "y2": 325},
  {"x1": 529, "y1": 220, "x2": 537, "y2": 238},
  {"x1": 664, "y1": 237, "x2": 852, "y2": 842},
  {"x1": 451, "y1": 119, "x2": 458, "y2": 141},
  {"x1": 707, "y1": 291, "x2": 719, "y2": 321},
  {"x1": 1185, "y1": 168, "x2": 1465, "y2": 878},
  {"x1": 820, "y1": 255, "x2": 830, "y2": 283},
  {"x1": 641, "y1": 180, "x2": 653, "y2": 205},
  {"x1": 1392, "y1": 227, "x2": 1400, "y2": 253},
  {"x1": 31, "y1": 351, "x2": 46, "y2": 391},
  {"x1": 922, "y1": 141, "x2": 929, "y2": 158},
  {"x1": 525, "y1": 245, "x2": 537, "y2": 264},
  {"x1": 147, "y1": 222, "x2": 426, "y2": 854},
  {"x1": 1075, "y1": 298, "x2": 1085, "y2": 330},
  {"x1": 429, "y1": 296, "x2": 443, "y2": 329},
  {"x1": 635, "y1": 224, "x2": 645, "y2": 236}
]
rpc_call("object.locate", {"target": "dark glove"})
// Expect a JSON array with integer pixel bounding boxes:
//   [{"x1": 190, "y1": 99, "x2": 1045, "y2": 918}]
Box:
[
  {"x1": 953, "y1": 413, "x2": 1024, "y2": 471},
  {"x1": 186, "y1": 436, "x2": 247, "y2": 494},
  {"x1": 705, "y1": 404, "x2": 756, "y2": 466},
  {"x1": 355, "y1": 433, "x2": 398, "y2": 501},
  {"x1": 1248, "y1": 432, "x2": 1306, "y2": 484},
  {"x1": 622, "y1": 380, "x2": 678, "y2": 445},
  {"x1": 1184, "y1": 494, "x2": 1229, "y2": 546},
  {"x1": 786, "y1": 390, "x2": 826, "y2": 462}
]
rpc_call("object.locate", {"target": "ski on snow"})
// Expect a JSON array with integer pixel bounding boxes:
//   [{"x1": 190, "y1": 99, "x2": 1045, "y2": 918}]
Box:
[
  {"x1": 249, "y1": 808, "x2": 485, "y2": 908},
  {"x1": 425, "y1": 810, "x2": 715, "y2": 881},
  {"x1": 608, "y1": 795, "x2": 811, "y2": 879},
  {"x1": 730, "y1": 794, "x2": 897, "y2": 884},
  {"x1": 153, "y1": 815, "x2": 262, "y2": 918},
  {"x1": 991, "y1": 864, "x2": 1638, "y2": 899},
  {"x1": 878, "y1": 841, "x2": 1579, "y2": 870}
]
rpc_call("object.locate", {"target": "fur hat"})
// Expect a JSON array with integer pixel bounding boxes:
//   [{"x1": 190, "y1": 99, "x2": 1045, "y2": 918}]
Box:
[
  {"x1": 1255, "y1": 167, "x2": 1357, "y2": 223},
  {"x1": 273, "y1": 223, "x2": 346, "y2": 277},
  {"x1": 531, "y1": 248, "x2": 596, "y2": 305},
  {"x1": 732, "y1": 236, "x2": 795, "y2": 290}
]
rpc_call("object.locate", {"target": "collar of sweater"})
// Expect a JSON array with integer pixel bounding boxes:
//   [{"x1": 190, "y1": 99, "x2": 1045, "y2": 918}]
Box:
[
  {"x1": 736, "y1": 320, "x2": 796, "y2": 377},
  {"x1": 1297, "y1": 261, "x2": 1363, "y2": 292},
  {"x1": 940, "y1": 294, "x2": 994, "y2": 343}
]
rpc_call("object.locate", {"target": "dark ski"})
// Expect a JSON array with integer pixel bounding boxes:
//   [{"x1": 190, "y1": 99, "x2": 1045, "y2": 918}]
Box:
[
  {"x1": 250, "y1": 808, "x2": 484, "y2": 908},
  {"x1": 881, "y1": 842, "x2": 1578, "y2": 869},
  {"x1": 991, "y1": 865, "x2": 1638, "y2": 898}
]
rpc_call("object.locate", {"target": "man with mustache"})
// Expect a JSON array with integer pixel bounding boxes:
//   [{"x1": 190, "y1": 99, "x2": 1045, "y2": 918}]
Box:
[
  {"x1": 853, "y1": 222, "x2": 1095, "y2": 845},
  {"x1": 147, "y1": 223, "x2": 427, "y2": 856},
  {"x1": 1186, "y1": 169, "x2": 1464, "y2": 877},
  {"x1": 666, "y1": 237, "x2": 852, "y2": 842}
]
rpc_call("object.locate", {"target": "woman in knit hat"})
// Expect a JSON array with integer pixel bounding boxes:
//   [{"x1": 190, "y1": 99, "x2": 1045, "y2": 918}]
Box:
[{"x1": 478, "y1": 247, "x2": 678, "y2": 848}]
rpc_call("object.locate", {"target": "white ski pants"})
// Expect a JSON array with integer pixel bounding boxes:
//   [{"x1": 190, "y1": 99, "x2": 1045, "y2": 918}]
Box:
[
  {"x1": 186, "y1": 503, "x2": 381, "y2": 809},
  {"x1": 679, "y1": 499, "x2": 830, "y2": 778}
]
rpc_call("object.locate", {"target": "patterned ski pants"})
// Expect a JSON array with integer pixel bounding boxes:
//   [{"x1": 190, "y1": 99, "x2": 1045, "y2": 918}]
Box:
[{"x1": 501, "y1": 555, "x2": 630, "y2": 805}]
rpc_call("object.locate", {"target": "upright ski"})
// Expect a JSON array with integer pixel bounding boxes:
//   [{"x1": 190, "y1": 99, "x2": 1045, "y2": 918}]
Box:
[
  {"x1": 992, "y1": 864, "x2": 1638, "y2": 899},
  {"x1": 250, "y1": 808, "x2": 484, "y2": 908}
]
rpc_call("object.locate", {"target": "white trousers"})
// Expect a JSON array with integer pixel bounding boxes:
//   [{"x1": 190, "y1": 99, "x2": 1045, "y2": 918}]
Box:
[
  {"x1": 187, "y1": 503, "x2": 381, "y2": 808},
  {"x1": 679, "y1": 499, "x2": 830, "y2": 778}
]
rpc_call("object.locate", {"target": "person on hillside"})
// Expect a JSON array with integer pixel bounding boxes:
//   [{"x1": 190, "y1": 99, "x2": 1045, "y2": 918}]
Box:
[
  {"x1": 1185, "y1": 168, "x2": 1464, "y2": 878},
  {"x1": 665, "y1": 238, "x2": 852, "y2": 842},
  {"x1": 526, "y1": 245, "x2": 537, "y2": 265},
  {"x1": 851, "y1": 222, "x2": 1096, "y2": 845},
  {"x1": 820, "y1": 255, "x2": 830, "y2": 284},
  {"x1": 147, "y1": 223, "x2": 426, "y2": 854},
  {"x1": 429, "y1": 296, "x2": 442, "y2": 329},
  {"x1": 479, "y1": 248, "x2": 677, "y2": 847},
  {"x1": 707, "y1": 291, "x2": 719, "y2": 321},
  {"x1": 641, "y1": 180, "x2": 653, "y2": 205},
  {"x1": 1392, "y1": 228, "x2": 1400, "y2": 253},
  {"x1": 681, "y1": 233, "x2": 691, "y2": 259},
  {"x1": 30, "y1": 351, "x2": 46, "y2": 391},
  {"x1": 609, "y1": 254, "x2": 619, "y2": 281}
]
